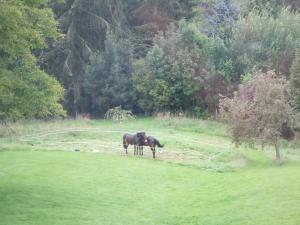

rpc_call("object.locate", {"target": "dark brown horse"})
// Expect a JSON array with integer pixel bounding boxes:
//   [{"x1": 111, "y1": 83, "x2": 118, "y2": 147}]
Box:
[
  {"x1": 144, "y1": 136, "x2": 164, "y2": 158},
  {"x1": 123, "y1": 132, "x2": 147, "y2": 155}
]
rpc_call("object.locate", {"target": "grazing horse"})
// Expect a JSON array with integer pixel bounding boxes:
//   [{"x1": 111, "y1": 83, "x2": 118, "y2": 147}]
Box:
[
  {"x1": 144, "y1": 136, "x2": 164, "y2": 159},
  {"x1": 123, "y1": 132, "x2": 147, "y2": 155}
]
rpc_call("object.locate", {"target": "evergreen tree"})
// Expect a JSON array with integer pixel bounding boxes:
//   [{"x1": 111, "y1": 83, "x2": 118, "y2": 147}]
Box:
[{"x1": 85, "y1": 32, "x2": 135, "y2": 117}]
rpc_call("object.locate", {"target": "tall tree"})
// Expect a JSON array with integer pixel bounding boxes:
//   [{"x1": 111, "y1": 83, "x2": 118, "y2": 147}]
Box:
[
  {"x1": 0, "y1": 0, "x2": 65, "y2": 121},
  {"x1": 84, "y1": 32, "x2": 135, "y2": 117},
  {"x1": 44, "y1": 0, "x2": 130, "y2": 116}
]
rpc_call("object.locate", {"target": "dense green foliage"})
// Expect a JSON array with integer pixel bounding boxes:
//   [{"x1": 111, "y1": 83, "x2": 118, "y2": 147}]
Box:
[
  {"x1": 0, "y1": 68, "x2": 64, "y2": 120},
  {"x1": 84, "y1": 32, "x2": 135, "y2": 116},
  {"x1": 1, "y1": 0, "x2": 300, "y2": 120},
  {"x1": 230, "y1": 8, "x2": 300, "y2": 76},
  {"x1": 0, "y1": 0, "x2": 65, "y2": 121},
  {"x1": 39, "y1": 0, "x2": 300, "y2": 118},
  {"x1": 133, "y1": 22, "x2": 207, "y2": 114},
  {"x1": 0, "y1": 0, "x2": 57, "y2": 67}
]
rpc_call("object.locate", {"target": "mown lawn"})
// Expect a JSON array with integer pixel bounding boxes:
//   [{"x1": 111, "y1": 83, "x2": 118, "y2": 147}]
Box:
[
  {"x1": 0, "y1": 150, "x2": 299, "y2": 225},
  {"x1": 0, "y1": 118, "x2": 299, "y2": 225}
]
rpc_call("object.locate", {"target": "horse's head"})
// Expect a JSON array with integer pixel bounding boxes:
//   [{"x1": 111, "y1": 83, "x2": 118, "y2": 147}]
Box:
[{"x1": 136, "y1": 132, "x2": 147, "y2": 145}]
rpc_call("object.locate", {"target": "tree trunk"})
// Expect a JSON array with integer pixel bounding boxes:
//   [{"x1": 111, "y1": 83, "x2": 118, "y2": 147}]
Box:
[{"x1": 275, "y1": 140, "x2": 281, "y2": 161}]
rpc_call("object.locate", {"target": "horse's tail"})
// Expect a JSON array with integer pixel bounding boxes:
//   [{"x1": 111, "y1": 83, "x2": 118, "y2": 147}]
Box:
[{"x1": 154, "y1": 138, "x2": 164, "y2": 148}]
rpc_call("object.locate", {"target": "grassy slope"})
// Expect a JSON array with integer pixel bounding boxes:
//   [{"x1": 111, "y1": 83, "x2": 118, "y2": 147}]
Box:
[
  {"x1": 0, "y1": 150, "x2": 299, "y2": 225},
  {"x1": 0, "y1": 118, "x2": 299, "y2": 225}
]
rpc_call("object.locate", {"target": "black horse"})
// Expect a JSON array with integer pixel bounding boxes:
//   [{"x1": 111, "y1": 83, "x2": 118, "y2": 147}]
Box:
[
  {"x1": 144, "y1": 136, "x2": 164, "y2": 159},
  {"x1": 123, "y1": 132, "x2": 147, "y2": 155}
]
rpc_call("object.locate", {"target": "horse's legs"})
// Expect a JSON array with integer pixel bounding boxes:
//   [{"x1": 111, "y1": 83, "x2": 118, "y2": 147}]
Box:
[
  {"x1": 151, "y1": 147, "x2": 155, "y2": 158},
  {"x1": 139, "y1": 146, "x2": 143, "y2": 155},
  {"x1": 124, "y1": 145, "x2": 128, "y2": 154},
  {"x1": 134, "y1": 145, "x2": 136, "y2": 155}
]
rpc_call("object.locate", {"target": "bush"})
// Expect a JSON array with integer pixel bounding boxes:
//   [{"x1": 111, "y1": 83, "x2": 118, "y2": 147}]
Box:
[
  {"x1": 104, "y1": 106, "x2": 135, "y2": 121},
  {"x1": 0, "y1": 69, "x2": 65, "y2": 121}
]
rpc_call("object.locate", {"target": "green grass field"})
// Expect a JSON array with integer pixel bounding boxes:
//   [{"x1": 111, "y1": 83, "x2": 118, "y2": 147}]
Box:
[{"x1": 0, "y1": 117, "x2": 300, "y2": 225}]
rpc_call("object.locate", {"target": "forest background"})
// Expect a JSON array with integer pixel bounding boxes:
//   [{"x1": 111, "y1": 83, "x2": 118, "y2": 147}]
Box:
[{"x1": 1, "y1": 0, "x2": 300, "y2": 120}]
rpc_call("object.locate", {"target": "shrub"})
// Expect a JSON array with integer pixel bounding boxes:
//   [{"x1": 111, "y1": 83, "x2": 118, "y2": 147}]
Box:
[{"x1": 104, "y1": 106, "x2": 135, "y2": 121}]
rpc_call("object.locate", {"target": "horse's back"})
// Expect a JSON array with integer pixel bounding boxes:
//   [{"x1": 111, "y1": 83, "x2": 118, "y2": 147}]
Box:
[
  {"x1": 123, "y1": 133, "x2": 132, "y2": 139},
  {"x1": 123, "y1": 133, "x2": 136, "y2": 145}
]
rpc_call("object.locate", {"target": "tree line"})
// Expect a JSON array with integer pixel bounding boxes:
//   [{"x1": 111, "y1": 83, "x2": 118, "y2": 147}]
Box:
[{"x1": 1, "y1": 0, "x2": 300, "y2": 120}]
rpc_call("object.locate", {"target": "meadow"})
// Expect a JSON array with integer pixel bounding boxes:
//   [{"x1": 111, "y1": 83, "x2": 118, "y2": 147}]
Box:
[{"x1": 0, "y1": 117, "x2": 299, "y2": 225}]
